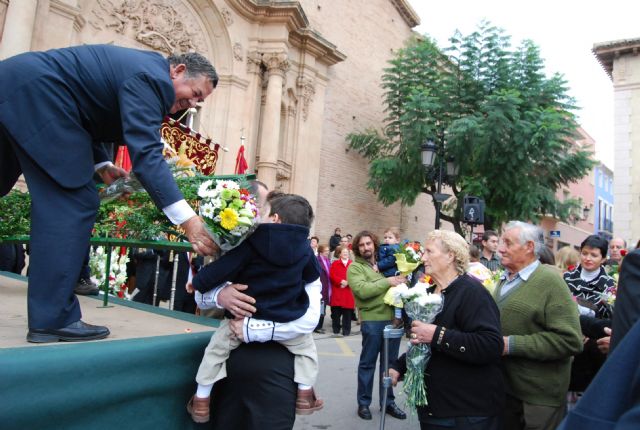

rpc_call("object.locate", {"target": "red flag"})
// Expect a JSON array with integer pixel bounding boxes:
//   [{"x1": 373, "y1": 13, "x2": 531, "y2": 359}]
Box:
[
  {"x1": 115, "y1": 146, "x2": 132, "y2": 172},
  {"x1": 234, "y1": 144, "x2": 248, "y2": 174}
]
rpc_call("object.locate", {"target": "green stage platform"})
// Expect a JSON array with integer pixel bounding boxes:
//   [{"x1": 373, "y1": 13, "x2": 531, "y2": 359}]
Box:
[{"x1": 0, "y1": 272, "x2": 221, "y2": 430}]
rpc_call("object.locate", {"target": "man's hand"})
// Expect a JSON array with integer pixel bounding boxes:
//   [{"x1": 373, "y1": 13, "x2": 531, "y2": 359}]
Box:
[
  {"x1": 181, "y1": 216, "x2": 218, "y2": 256},
  {"x1": 185, "y1": 282, "x2": 194, "y2": 294},
  {"x1": 217, "y1": 283, "x2": 256, "y2": 317},
  {"x1": 502, "y1": 336, "x2": 509, "y2": 356},
  {"x1": 389, "y1": 368, "x2": 400, "y2": 386},
  {"x1": 597, "y1": 327, "x2": 612, "y2": 354},
  {"x1": 229, "y1": 317, "x2": 245, "y2": 342},
  {"x1": 97, "y1": 164, "x2": 128, "y2": 185},
  {"x1": 387, "y1": 275, "x2": 407, "y2": 286}
]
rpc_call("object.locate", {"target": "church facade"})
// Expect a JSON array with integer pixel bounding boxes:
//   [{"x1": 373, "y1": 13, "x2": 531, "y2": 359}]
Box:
[{"x1": 0, "y1": 0, "x2": 437, "y2": 243}]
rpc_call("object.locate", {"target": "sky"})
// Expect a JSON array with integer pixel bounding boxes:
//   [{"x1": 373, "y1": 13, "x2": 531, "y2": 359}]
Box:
[{"x1": 407, "y1": 0, "x2": 639, "y2": 169}]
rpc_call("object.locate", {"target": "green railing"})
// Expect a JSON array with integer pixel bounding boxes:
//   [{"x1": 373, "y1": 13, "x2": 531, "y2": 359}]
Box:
[{"x1": 0, "y1": 235, "x2": 195, "y2": 308}]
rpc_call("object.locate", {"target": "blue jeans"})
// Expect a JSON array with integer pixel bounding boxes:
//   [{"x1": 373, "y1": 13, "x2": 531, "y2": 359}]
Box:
[{"x1": 357, "y1": 320, "x2": 401, "y2": 407}]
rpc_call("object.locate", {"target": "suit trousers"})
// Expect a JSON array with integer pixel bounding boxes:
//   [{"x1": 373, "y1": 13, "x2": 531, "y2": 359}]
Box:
[
  {"x1": 209, "y1": 342, "x2": 296, "y2": 430},
  {"x1": 357, "y1": 320, "x2": 400, "y2": 408},
  {"x1": 7, "y1": 139, "x2": 99, "y2": 329},
  {"x1": 196, "y1": 319, "x2": 319, "y2": 386}
]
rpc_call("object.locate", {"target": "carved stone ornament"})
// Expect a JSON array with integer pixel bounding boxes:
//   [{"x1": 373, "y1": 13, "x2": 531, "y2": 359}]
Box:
[
  {"x1": 263, "y1": 52, "x2": 290, "y2": 77},
  {"x1": 296, "y1": 76, "x2": 315, "y2": 121},
  {"x1": 233, "y1": 42, "x2": 243, "y2": 61},
  {"x1": 220, "y1": 7, "x2": 233, "y2": 26},
  {"x1": 89, "y1": 0, "x2": 205, "y2": 54}
]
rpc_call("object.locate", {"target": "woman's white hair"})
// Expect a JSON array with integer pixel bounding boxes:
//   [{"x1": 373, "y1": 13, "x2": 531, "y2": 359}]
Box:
[
  {"x1": 425, "y1": 230, "x2": 469, "y2": 275},
  {"x1": 504, "y1": 221, "x2": 544, "y2": 257}
]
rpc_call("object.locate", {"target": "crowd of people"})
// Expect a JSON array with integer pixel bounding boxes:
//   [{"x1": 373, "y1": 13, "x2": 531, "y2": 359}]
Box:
[{"x1": 2, "y1": 43, "x2": 640, "y2": 430}]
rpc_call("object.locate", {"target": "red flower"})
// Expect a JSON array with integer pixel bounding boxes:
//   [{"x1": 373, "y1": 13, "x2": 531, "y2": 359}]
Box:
[
  {"x1": 567, "y1": 264, "x2": 576, "y2": 272},
  {"x1": 621, "y1": 249, "x2": 628, "y2": 257}
]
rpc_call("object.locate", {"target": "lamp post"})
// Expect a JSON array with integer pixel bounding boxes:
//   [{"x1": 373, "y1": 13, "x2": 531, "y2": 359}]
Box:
[{"x1": 421, "y1": 138, "x2": 457, "y2": 229}]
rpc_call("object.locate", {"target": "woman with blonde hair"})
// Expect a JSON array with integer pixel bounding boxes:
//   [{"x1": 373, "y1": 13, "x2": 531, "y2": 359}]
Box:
[
  {"x1": 390, "y1": 230, "x2": 504, "y2": 429},
  {"x1": 556, "y1": 246, "x2": 580, "y2": 272}
]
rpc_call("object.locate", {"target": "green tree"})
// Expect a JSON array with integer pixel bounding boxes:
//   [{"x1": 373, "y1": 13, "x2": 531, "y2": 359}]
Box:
[{"x1": 347, "y1": 22, "x2": 594, "y2": 233}]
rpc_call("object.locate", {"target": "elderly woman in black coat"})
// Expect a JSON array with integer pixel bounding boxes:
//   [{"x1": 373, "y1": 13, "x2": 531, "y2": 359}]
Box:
[{"x1": 390, "y1": 230, "x2": 504, "y2": 430}]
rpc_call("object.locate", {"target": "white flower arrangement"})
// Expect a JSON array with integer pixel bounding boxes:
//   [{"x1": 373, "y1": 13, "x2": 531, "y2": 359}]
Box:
[{"x1": 89, "y1": 246, "x2": 130, "y2": 298}]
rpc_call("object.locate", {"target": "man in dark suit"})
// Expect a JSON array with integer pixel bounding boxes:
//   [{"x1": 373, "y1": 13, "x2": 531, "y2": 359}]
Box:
[
  {"x1": 0, "y1": 45, "x2": 218, "y2": 343},
  {"x1": 611, "y1": 248, "x2": 640, "y2": 351}
]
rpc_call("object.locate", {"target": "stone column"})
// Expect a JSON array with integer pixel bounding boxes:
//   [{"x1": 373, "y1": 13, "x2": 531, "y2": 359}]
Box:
[
  {"x1": 257, "y1": 52, "x2": 289, "y2": 188},
  {"x1": 0, "y1": 0, "x2": 38, "y2": 59}
]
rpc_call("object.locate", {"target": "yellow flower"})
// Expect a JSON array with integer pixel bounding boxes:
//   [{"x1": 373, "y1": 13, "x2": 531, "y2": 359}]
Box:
[{"x1": 220, "y1": 208, "x2": 239, "y2": 230}]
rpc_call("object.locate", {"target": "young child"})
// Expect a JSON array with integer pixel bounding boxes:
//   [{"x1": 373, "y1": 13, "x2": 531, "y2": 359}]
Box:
[
  {"x1": 378, "y1": 227, "x2": 403, "y2": 328},
  {"x1": 186, "y1": 193, "x2": 324, "y2": 423}
]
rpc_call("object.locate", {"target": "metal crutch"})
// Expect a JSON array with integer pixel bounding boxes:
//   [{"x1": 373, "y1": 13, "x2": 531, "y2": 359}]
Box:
[{"x1": 380, "y1": 324, "x2": 405, "y2": 430}]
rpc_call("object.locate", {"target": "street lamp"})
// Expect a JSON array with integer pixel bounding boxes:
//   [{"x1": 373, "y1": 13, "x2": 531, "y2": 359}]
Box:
[{"x1": 421, "y1": 138, "x2": 456, "y2": 229}]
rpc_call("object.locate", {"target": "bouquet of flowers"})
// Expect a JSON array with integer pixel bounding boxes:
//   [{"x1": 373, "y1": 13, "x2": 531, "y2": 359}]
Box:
[
  {"x1": 394, "y1": 241, "x2": 424, "y2": 276},
  {"x1": 395, "y1": 282, "x2": 443, "y2": 410},
  {"x1": 196, "y1": 179, "x2": 259, "y2": 252},
  {"x1": 88, "y1": 246, "x2": 130, "y2": 298}
]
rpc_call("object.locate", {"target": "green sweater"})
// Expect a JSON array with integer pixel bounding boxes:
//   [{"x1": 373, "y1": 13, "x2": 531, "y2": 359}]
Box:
[
  {"x1": 347, "y1": 257, "x2": 394, "y2": 321},
  {"x1": 493, "y1": 263, "x2": 583, "y2": 407}
]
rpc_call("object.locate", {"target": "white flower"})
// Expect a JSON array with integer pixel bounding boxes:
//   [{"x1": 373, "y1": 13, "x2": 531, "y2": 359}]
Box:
[
  {"x1": 416, "y1": 292, "x2": 442, "y2": 307},
  {"x1": 200, "y1": 202, "x2": 215, "y2": 219},
  {"x1": 215, "y1": 180, "x2": 240, "y2": 191},
  {"x1": 197, "y1": 179, "x2": 214, "y2": 197}
]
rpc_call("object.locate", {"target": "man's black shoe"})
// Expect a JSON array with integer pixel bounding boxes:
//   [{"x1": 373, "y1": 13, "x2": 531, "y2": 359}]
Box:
[
  {"x1": 27, "y1": 320, "x2": 110, "y2": 343},
  {"x1": 357, "y1": 405, "x2": 372, "y2": 420},
  {"x1": 385, "y1": 402, "x2": 407, "y2": 420},
  {"x1": 74, "y1": 278, "x2": 99, "y2": 296}
]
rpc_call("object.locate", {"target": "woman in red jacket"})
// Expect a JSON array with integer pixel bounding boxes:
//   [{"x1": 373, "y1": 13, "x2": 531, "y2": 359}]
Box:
[{"x1": 329, "y1": 246, "x2": 355, "y2": 337}]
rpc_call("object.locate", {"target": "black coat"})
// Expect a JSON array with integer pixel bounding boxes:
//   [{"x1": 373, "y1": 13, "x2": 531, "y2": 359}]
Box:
[
  {"x1": 193, "y1": 223, "x2": 320, "y2": 322},
  {"x1": 392, "y1": 274, "x2": 504, "y2": 419}
]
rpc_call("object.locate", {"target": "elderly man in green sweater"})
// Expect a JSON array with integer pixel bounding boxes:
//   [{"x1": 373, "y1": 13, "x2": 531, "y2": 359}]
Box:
[
  {"x1": 494, "y1": 221, "x2": 583, "y2": 430},
  {"x1": 347, "y1": 230, "x2": 407, "y2": 421}
]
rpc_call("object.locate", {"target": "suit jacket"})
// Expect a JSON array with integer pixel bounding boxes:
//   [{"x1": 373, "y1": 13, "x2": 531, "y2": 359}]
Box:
[
  {"x1": 611, "y1": 248, "x2": 640, "y2": 351},
  {"x1": 0, "y1": 44, "x2": 182, "y2": 208}
]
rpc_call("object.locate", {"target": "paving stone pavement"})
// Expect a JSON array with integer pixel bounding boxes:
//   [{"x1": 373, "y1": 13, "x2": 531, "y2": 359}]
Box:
[{"x1": 294, "y1": 320, "x2": 417, "y2": 430}]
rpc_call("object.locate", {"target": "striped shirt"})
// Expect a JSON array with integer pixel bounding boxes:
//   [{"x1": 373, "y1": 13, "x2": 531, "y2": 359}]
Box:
[
  {"x1": 480, "y1": 253, "x2": 502, "y2": 272},
  {"x1": 563, "y1": 265, "x2": 614, "y2": 319}
]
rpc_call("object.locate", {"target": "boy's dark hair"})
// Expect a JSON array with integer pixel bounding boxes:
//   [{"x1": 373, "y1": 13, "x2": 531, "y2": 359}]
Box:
[
  {"x1": 482, "y1": 230, "x2": 498, "y2": 241},
  {"x1": 269, "y1": 194, "x2": 314, "y2": 227},
  {"x1": 310, "y1": 236, "x2": 319, "y2": 242},
  {"x1": 266, "y1": 190, "x2": 285, "y2": 202},
  {"x1": 580, "y1": 234, "x2": 609, "y2": 259}
]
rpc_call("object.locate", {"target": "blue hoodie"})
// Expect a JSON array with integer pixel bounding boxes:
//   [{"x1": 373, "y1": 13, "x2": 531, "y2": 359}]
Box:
[{"x1": 193, "y1": 223, "x2": 320, "y2": 322}]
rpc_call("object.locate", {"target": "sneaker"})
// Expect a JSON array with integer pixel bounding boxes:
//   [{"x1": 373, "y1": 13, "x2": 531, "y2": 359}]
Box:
[
  {"x1": 313, "y1": 328, "x2": 326, "y2": 334},
  {"x1": 186, "y1": 395, "x2": 210, "y2": 423},
  {"x1": 74, "y1": 278, "x2": 99, "y2": 296},
  {"x1": 296, "y1": 388, "x2": 324, "y2": 415},
  {"x1": 331, "y1": 333, "x2": 344, "y2": 338}
]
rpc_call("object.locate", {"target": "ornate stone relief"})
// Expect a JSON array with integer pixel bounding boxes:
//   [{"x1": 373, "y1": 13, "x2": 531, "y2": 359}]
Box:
[
  {"x1": 263, "y1": 52, "x2": 290, "y2": 77},
  {"x1": 296, "y1": 76, "x2": 315, "y2": 121},
  {"x1": 233, "y1": 42, "x2": 243, "y2": 62},
  {"x1": 88, "y1": 0, "x2": 205, "y2": 54},
  {"x1": 220, "y1": 7, "x2": 233, "y2": 26}
]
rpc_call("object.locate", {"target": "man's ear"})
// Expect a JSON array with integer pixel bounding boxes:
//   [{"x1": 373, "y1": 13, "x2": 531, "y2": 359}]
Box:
[
  {"x1": 271, "y1": 213, "x2": 281, "y2": 224},
  {"x1": 171, "y1": 63, "x2": 186, "y2": 79}
]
